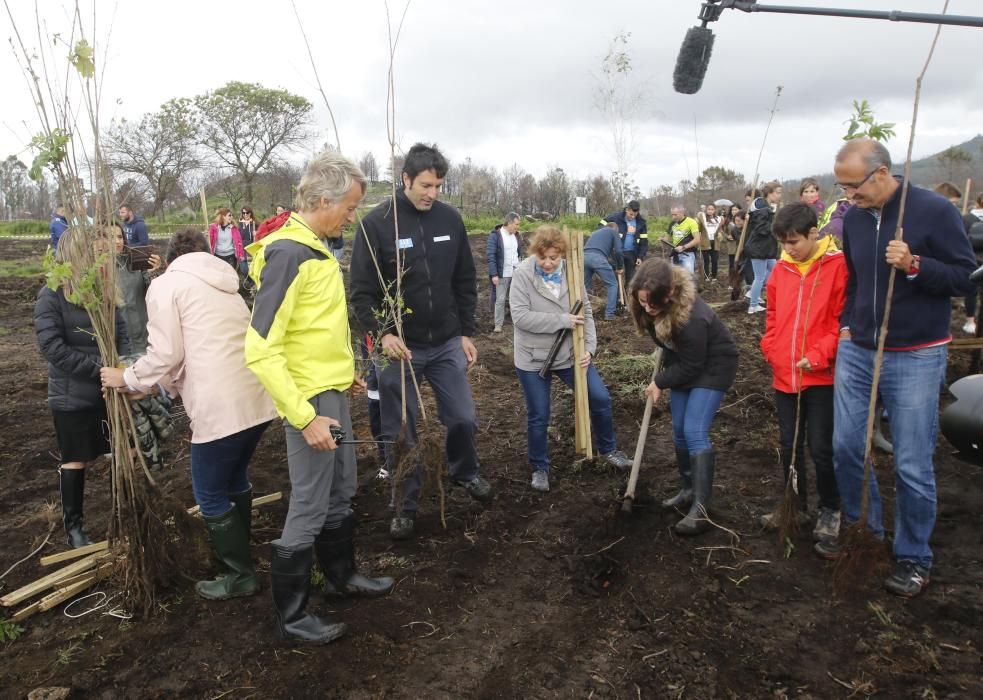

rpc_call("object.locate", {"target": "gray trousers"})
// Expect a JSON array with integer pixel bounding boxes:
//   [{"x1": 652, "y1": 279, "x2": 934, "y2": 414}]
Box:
[
  {"x1": 493, "y1": 276, "x2": 512, "y2": 328},
  {"x1": 274, "y1": 389, "x2": 356, "y2": 550},
  {"x1": 378, "y1": 336, "x2": 479, "y2": 513}
]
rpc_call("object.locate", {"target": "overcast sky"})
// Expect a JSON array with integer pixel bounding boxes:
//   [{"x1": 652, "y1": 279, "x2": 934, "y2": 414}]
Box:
[{"x1": 3, "y1": 0, "x2": 982, "y2": 194}]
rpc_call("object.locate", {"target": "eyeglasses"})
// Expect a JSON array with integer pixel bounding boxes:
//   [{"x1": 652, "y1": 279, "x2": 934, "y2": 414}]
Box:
[
  {"x1": 836, "y1": 168, "x2": 879, "y2": 192},
  {"x1": 241, "y1": 210, "x2": 250, "y2": 215}
]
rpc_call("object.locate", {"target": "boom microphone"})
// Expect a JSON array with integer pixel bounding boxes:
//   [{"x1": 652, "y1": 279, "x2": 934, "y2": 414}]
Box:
[{"x1": 673, "y1": 26, "x2": 715, "y2": 94}]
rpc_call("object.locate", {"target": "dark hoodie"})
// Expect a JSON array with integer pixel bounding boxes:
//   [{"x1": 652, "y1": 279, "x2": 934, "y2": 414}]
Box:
[
  {"x1": 121, "y1": 214, "x2": 149, "y2": 246},
  {"x1": 350, "y1": 190, "x2": 477, "y2": 347}
]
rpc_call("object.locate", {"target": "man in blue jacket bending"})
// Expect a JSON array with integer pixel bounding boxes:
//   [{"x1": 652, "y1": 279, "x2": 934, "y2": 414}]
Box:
[{"x1": 817, "y1": 139, "x2": 976, "y2": 598}]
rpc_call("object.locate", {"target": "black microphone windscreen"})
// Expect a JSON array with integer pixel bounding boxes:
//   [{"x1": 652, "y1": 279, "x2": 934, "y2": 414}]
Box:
[{"x1": 673, "y1": 26, "x2": 714, "y2": 95}]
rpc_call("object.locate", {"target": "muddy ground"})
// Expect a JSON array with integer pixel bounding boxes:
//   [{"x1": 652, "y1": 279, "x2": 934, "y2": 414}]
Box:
[{"x1": 0, "y1": 234, "x2": 981, "y2": 699}]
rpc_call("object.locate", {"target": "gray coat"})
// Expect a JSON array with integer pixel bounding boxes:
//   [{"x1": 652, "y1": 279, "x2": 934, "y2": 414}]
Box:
[{"x1": 509, "y1": 256, "x2": 596, "y2": 372}]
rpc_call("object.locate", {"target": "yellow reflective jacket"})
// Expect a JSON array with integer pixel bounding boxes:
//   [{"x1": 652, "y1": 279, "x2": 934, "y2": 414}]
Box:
[{"x1": 244, "y1": 214, "x2": 354, "y2": 429}]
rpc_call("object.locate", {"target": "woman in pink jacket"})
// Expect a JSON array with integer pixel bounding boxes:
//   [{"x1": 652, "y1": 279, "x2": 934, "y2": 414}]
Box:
[
  {"x1": 101, "y1": 228, "x2": 278, "y2": 601},
  {"x1": 208, "y1": 208, "x2": 245, "y2": 268}
]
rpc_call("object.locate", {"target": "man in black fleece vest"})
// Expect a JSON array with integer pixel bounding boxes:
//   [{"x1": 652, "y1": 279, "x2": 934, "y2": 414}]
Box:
[
  {"x1": 350, "y1": 143, "x2": 490, "y2": 541},
  {"x1": 818, "y1": 139, "x2": 976, "y2": 598}
]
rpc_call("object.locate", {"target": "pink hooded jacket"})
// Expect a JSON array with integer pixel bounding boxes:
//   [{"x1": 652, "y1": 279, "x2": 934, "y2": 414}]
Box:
[{"x1": 123, "y1": 252, "x2": 277, "y2": 443}]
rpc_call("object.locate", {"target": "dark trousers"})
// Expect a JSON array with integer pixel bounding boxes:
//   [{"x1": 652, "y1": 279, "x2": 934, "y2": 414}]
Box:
[
  {"x1": 623, "y1": 251, "x2": 638, "y2": 290},
  {"x1": 774, "y1": 386, "x2": 838, "y2": 511},
  {"x1": 190, "y1": 421, "x2": 271, "y2": 517},
  {"x1": 728, "y1": 253, "x2": 736, "y2": 272},
  {"x1": 701, "y1": 250, "x2": 719, "y2": 279},
  {"x1": 378, "y1": 336, "x2": 479, "y2": 512}
]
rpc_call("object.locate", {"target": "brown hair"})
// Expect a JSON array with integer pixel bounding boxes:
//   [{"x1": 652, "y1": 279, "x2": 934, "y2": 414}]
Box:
[
  {"x1": 799, "y1": 178, "x2": 819, "y2": 196},
  {"x1": 976, "y1": 193, "x2": 983, "y2": 209},
  {"x1": 934, "y1": 182, "x2": 962, "y2": 201},
  {"x1": 165, "y1": 228, "x2": 209, "y2": 264},
  {"x1": 628, "y1": 258, "x2": 675, "y2": 333},
  {"x1": 212, "y1": 207, "x2": 232, "y2": 226},
  {"x1": 528, "y1": 225, "x2": 568, "y2": 257},
  {"x1": 762, "y1": 180, "x2": 782, "y2": 197}
]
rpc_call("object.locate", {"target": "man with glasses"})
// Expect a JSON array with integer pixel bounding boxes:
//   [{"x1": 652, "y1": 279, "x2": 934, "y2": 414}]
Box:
[{"x1": 816, "y1": 138, "x2": 976, "y2": 598}]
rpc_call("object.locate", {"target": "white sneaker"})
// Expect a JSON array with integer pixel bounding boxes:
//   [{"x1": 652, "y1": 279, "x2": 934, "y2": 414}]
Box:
[
  {"x1": 962, "y1": 319, "x2": 976, "y2": 334},
  {"x1": 744, "y1": 289, "x2": 752, "y2": 299},
  {"x1": 748, "y1": 305, "x2": 766, "y2": 314}
]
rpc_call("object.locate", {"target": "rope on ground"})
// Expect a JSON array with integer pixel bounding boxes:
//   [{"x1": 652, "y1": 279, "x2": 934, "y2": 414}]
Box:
[{"x1": 0, "y1": 526, "x2": 55, "y2": 582}]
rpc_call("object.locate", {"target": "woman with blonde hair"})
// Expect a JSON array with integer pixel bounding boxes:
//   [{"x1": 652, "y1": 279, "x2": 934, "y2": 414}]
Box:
[
  {"x1": 510, "y1": 226, "x2": 632, "y2": 492},
  {"x1": 629, "y1": 257, "x2": 738, "y2": 534},
  {"x1": 34, "y1": 227, "x2": 129, "y2": 548}
]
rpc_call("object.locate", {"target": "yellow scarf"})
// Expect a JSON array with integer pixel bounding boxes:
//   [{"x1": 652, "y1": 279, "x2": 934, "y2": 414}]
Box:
[{"x1": 781, "y1": 235, "x2": 838, "y2": 276}]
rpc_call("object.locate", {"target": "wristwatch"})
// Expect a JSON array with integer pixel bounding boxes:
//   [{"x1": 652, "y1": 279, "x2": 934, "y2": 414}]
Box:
[{"x1": 907, "y1": 254, "x2": 921, "y2": 276}]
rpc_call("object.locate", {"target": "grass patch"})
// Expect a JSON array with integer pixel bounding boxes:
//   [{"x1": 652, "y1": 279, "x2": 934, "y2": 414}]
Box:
[
  {"x1": 594, "y1": 352, "x2": 659, "y2": 397},
  {"x1": 0, "y1": 220, "x2": 48, "y2": 236},
  {"x1": 0, "y1": 258, "x2": 45, "y2": 278}
]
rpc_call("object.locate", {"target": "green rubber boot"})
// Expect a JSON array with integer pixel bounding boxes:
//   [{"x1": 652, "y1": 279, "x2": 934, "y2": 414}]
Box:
[{"x1": 196, "y1": 508, "x2": 258, "y2": 600}]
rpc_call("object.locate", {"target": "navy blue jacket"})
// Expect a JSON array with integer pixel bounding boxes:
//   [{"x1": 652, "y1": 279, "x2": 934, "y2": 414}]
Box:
[
  {"x1": 584, "y1": 226, "x2": 624, "y2": 270},
  {"x1": 121, "y1": 215, "x2": 150, "y2": 246},
  {"x1": 49, "y1": 215, "x2": 68, "y2": 249},
  {"x1": 486, "y1": 227, "x2": 525, "y2": 278},
  {"x1": 841, "y1": 180, "x2": 976, "y2": 350},
  {"x1": 605, "y1": 210, "x2": 648, "y2": 259}
]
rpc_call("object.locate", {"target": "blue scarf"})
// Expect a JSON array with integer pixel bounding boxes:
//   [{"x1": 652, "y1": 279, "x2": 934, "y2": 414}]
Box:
[{"x1": 535, "y1": 261, "x2": 563, "y2": 284}]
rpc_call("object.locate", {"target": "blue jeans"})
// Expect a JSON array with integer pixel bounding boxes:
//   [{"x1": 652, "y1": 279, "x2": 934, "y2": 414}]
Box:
[
  {"x1": 516, "y1": 365, "x2": 617, "y2": 472},
  {"x1": 749, "y1": 258, "x2": 776, "y2": 307},
  {"x1": 583, "y1": 251, "x2": 619, "y2": 318},
  {"x1": 190, "y1": 421, "x2": 271, "y2": 517},
  {"x1": 675, "y1": 251, "x2": 696, "y2": 274},
  {"x1": 833, "y1": 340, "x2": 947, "y2": 568},
  {"x1": 584, "y1": 250, "x2": 618, "y2": 318},
  {"x1": 669, "y1": 387, "x2": 725, "y2": 452}
]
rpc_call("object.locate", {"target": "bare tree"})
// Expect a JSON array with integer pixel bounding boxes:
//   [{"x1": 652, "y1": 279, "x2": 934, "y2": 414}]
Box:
[
  {"x1": 193, "y1": 81, "x2": 313, "y2": 203},
  {"x1": 104, "y1": 98, "x2": 200, "y2": 219},
  {"x1": 539, "y1": 167, "x2": 571, "y2": 216},
  {"x1": 359, "y1": 152, "x2": 380, "y2": 182},
  {"x1": 594, "y1": 32, "x2": 645, "y2": 204}
]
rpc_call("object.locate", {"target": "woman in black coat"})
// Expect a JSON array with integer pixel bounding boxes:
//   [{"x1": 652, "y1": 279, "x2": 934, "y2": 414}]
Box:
[
  {"x1": 35, "y1": 227, "x2": 128, "y2": 548},
  {"x1": 630, "y1": 258, "x2": 738, "y2": 535}
]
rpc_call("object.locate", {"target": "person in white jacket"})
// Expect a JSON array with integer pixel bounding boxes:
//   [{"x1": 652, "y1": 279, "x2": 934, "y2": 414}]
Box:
[{"x1": 101, "y1": 228, "x2": 278, "y2": 601}]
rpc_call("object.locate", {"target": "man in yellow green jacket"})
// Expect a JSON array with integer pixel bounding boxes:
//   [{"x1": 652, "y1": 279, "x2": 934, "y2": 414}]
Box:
[{"x1": 245, "y1": 151, "x2": 393, "y2": 645}]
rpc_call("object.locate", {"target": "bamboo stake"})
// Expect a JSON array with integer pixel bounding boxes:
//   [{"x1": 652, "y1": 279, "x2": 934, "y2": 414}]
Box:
[
  {"x1": 199, "y1": 188, "x2": 209, "y2": 228},
  {"x1": 1, "y1": 552, "x2": 109, "y2": 607},
  {"x1": 39, "y1": 540, "x2": 109, "y2": 567},
  {"x1": 962, "y1": 178, "x2": 972, "y2": 215}
]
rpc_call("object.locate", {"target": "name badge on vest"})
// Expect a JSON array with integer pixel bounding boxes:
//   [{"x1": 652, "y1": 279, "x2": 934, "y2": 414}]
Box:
[
  {"x1": 398, "y1": 238, "x2": 414, "y2": 250},
  {"x1": 433, "y1": 235, "x2": 450, "y2": 242}
]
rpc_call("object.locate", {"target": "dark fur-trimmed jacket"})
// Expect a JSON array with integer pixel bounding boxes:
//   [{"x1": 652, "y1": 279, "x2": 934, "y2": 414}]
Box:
[
  {"x1": 646, "y1": 266, "x2": 739, "y2": 392},
  {"x1": 34, "y1": 286, "x2": 129, "y2": 412}
]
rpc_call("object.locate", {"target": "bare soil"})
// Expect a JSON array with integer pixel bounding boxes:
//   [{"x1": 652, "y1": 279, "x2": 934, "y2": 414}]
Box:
[{"x1": 1, "y1": 235, "x2": 981, "y2": 699}]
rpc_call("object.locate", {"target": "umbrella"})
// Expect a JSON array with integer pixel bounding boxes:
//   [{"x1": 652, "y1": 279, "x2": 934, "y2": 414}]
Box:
[{"x1": 714, "y1": 198, "x2": 734, "y2": 207}]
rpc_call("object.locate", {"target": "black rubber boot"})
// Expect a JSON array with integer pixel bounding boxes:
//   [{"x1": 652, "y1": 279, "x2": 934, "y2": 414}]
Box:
[
  {"x1": 674, "y1": 450, "x2": 714, "y2": 536},
  {"x1": 59, "y1": 468, "x2": 93, "y2": 549},
  {"x1": 196, "y1": 508, "x2": 258, "y2": 601},
  {"x1": 315, "y1": 516, "x2": 394, "y2": 598},
  {"x1": 270, "y1": 544, "x2": 348, "y2": 645},
  {"x1": 661, "y1": 448, "x2": 693, "y2": 509}
]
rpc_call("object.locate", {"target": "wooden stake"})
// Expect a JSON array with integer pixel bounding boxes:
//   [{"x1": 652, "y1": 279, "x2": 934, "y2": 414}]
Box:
[
  {"x1": 962, "y1": 178, "x2": 973, "y2": 215},
  {"x1": 1, "y1": 552, "x2": 108, "y2": 607},
  {"x1": 40, "y1": 540, "x2": 109, "y2": 567},
  {"x1": 199, "y1": 188, "x2": 209, "y2": 227},
  {"x1": 185, "y1": 491, "x2": 282, "y2": 517}
]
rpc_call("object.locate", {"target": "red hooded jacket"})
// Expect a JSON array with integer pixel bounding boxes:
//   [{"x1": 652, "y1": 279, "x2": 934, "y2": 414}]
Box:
[{"x1": 760, "y1": 241, "x2": 848, "y2": 393}]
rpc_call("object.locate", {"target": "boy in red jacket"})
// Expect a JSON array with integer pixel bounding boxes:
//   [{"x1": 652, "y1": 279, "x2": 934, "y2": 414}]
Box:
[{"x1": 759, "y1": 203, "x2": 847, "y2": 543}]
